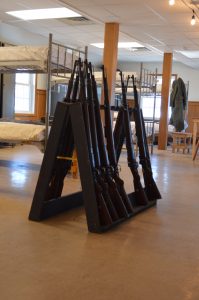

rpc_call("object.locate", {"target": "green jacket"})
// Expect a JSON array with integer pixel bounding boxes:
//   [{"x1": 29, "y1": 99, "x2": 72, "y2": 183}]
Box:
[{"x1": 169, "y1": 77, "x2": 187, "y2": 131}]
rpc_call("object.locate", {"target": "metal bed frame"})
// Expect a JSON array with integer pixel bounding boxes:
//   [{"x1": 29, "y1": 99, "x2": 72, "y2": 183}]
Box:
[
  {"x1": 137, "y1": 63, "x2": 158, "y2": 154},
  {"x1": 0, "y1": 33, "x2": 86, "y2": 149}
]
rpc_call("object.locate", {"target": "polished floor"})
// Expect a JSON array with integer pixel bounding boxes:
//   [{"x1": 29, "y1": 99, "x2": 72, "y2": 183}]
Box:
[{"x1": 0, "y1": 145, "x2": 199, "y2": 300}]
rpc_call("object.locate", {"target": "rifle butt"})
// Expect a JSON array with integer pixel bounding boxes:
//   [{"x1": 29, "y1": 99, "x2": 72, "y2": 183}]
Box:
[
  {"x1": 47, "y1": 163, "x2": 72, "y2": 200},
  {"x1": 128, "y1": 165, "x2": 149, "y2": 206},
  {"x1": 46, "y1": 179, "x2": 62, "y2": 200},
  {"x1": 113, "y1": 175, "x2": 134, "y2": 214},
  {"x1": 106, "y1": 178, "x2": 129, "y2": 218},
  {"x1": 96, "y1": 192, "x2": 113, "y2": 226},
  {"x1": 97, "y1": 175, "x2": 119, "y2": 220},
  {"x1": 134, "y1": 185, "x2": 149, "y2": 206},
  {"x1": 143, "y1": 173, "x2": 162, "y2": 201}
]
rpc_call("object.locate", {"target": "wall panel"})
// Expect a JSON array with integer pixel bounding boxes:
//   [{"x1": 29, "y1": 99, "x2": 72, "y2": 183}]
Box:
[
  {"x1": 187, "y1": 101, "x2": 199, "y2": 133},
  {"x1": 15, "y1": 89, "x2": 46, "y2": 121}
]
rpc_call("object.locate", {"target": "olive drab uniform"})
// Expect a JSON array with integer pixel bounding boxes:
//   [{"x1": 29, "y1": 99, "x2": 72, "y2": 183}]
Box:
[{"x1": 169, "y1": 77, "x2": 187, "y2": 132}]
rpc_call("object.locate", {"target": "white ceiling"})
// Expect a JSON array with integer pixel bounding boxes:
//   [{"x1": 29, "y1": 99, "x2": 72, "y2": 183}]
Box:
[{"x1": 1, "y1": 0, "x2": 199, "y2": 68}]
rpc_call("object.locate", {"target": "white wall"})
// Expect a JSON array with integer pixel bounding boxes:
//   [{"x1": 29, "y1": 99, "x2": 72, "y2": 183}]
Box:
[
  {"x1": 171, "y1": 62, "x2": 199, "y2": 101},
  {"x1": 3, "y1": 74, "x2": 15, "y2": 118},
  {"x1": 36, "y1": 74, "x2": 47, "y2": 90},
  {"x1": 0, "y1": 22, "x2": 47, "y2": 46},
  {"x1": 118, "y1": 61, "x2": 199, "y2": 101}
]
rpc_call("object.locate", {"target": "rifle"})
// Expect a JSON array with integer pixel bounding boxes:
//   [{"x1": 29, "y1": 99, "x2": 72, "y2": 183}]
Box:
[
  {"x1": 102, "y1": 66, "x2": 134, "y2": 213},
  {"x1": 113, "y1": 75, "x2": 133, "y2": 161},
  {"x1": 63, "y1": 60, "x2": 78, "y2": 102},
  {"x1": 132, "y1": 75, "x2": 161, "y2": 201},
  {"x1": 89, "y1": 63, "x2": 129, "y2": 218},
  {"x1": 84, "y1": 61, "x2": 119, "y2": 222},
  {"x1": 79, "y1": 60, "x2": 116, "y2": 225},
  {"x1": 113, "y1": 107, "x2": 125, "y2": 161},
  {"x1": 126, "y1": 75, "x2": 130, "y2": 92},
  {"x1": 119, "y1": 70, "x2": 148, "y2": 206}
]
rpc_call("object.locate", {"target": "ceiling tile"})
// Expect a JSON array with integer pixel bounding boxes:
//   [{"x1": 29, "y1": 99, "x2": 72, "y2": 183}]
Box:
[{"x1": 1, "y1": 0, "x2": 199, "y2": 68}]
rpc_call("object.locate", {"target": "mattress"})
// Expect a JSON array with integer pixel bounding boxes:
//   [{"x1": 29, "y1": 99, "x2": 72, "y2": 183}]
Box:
[
  {"x1": 0, "y1": 46, "x2": 48, "y2": 71},
  {"x1": 113, "y1": 120, "x2": 175, "y2": 138},
  {"x1": 0, "y1": 45, "x2": 78, "y2": 72},
  {"x1": 144, "y1": 122, "x2": 175, "y2": 136},
  {"x1": 0, "y1": 122, "x2": 45, "y2": 142}
]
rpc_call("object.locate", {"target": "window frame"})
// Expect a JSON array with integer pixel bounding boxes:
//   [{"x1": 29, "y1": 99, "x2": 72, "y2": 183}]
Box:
[
  {"x1": 14, "y1": 73, "x2": 36, "y2": 116},
  {"x1": 141, "y1": 74, "x2": 177, "y2": 121}
]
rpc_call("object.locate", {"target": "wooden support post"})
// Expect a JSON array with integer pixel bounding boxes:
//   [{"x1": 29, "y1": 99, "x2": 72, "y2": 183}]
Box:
[
  {"x1": 102, "y1": 23, "x2": 119, "y2": 105},
  {"x1": 158, "y1": 53, "x2": 173, "y2": 150}
]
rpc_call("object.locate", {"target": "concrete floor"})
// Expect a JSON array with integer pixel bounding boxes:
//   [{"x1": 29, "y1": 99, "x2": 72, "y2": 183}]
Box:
[{"x1": 0, "y1": 145, "x2": 198, "y2": 300}]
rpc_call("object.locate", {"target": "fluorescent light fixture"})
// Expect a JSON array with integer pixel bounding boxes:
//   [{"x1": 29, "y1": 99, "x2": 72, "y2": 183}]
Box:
[
  {"x1": 177, "y1": 50, "x2": 199, "y2": 58},
  {"x1": 91, "y1": 42, "x2": 144, "y2": 49},
  {"x1": 6, "y1": 7, "x2": 81, "y2": 20},
  {"x1": 119, "y1": 42, "x2": 144, "y2": 48},
  {"x1": 90, "y1": 43, "x2": 104, "y2": 48},
  {"x1": 169, "y1": 0, "x2": 175, "y2": 6}
]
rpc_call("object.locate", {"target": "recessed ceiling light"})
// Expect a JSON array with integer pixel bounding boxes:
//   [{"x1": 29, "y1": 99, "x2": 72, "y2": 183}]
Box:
[
  {"x1": 90, "y1": 43, "x2": 104, "y2": 49},
  {"x1": 169, "y1": 0, "x2": 175, "y2": 6},
  {"x1": 6, "y1": 7, "x2": 81, "y2": 20},
  {"x1": 90, "y1": 42, "x2": 144, "y2": 49},
  {"x1": 177, "y1": 50, "x2": 199, "y2": 58}
]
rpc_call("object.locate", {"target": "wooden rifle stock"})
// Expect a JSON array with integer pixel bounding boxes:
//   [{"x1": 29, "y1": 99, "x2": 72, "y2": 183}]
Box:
[
  {"x1": 63, "y1": 60, "x2": 78, "y2": 102},
  {"x1": 85, "y1": 62, "x2": 119, "y2": 222},
  {"x1": 79, "y1": 61, "x2": 115, "y2": 226},
  {"x1": 132, "y1": 75, "x2": 161, "y2": 201},
  {"x1": 113, "y1": 108, "x2": 126, "y2": 161},
  {"x1": 102, "y1": 66, "x2": 134, "y2": 214},
  {"x1": 89, "y1": 65, "x2": 129, "y2": 218}
]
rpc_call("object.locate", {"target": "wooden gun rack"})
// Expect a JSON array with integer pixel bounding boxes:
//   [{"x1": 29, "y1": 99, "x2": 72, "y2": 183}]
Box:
[{"x1": 29, "y1": 101, "x2": 157, "y2": 233}]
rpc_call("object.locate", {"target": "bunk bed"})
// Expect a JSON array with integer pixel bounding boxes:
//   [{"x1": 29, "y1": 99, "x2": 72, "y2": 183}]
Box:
[
  {"x1": 137, "y1": 65, "x2": 189, "y2": 151},
  {"x1": 113, "y1": 117, "x2": 175, "y2": 143},
  {"x1": 113, "y1": 64, "x2": 177, "y2": 152},
  {"x1": 0, "y1": 121, "x2": 46, "y2": 151},
  {"x1": 136, "y1": 63, "x2": 158, "y2": 153},
  {"x1": 0, "y1": 33, "x2": 85, "y2": 150}
]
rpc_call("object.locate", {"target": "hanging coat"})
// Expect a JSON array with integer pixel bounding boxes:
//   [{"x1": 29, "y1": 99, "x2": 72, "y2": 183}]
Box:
[{"x1": 169, "y1": 77, "x2": 187, "y2": 132}]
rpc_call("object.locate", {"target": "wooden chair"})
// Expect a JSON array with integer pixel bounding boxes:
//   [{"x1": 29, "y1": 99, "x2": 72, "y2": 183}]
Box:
[
  {"x1": 171, "y1": 132, "x2": 192, "y2": 154},
  {"x1": 192, "y1": 118, "x2": 199, "y2": 159},
  {"x1": 193, "y1": 139, "x2": 199, "y2": 161}
]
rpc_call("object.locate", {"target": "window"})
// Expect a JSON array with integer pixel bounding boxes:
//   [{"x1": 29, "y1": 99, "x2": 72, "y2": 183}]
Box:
[
  {"x1": 142, "y1": 95, "x2": 162, "y2": 119},
  {"x1": 15, "y1": 73, "x2": 36, "y2": 114},
  {"x1": 141, "y1": 74, "x2": 177, "y2": 120}
]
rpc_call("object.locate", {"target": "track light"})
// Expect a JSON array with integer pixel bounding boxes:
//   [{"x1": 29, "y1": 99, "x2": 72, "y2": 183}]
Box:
[
  {"x1": 169, "y1": 0, "x2": 175, "y2": 5},
  {"x1": 191, "y1": 11, "x2": 196, "y2": 25},
  {"x1": 169, "y1": 1, "x2": 198, "y2": 26}
]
